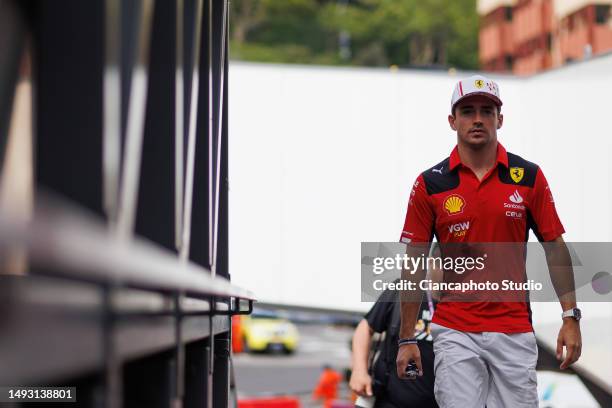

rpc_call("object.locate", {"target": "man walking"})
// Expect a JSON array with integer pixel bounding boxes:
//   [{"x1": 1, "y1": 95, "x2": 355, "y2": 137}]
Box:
[{"x1": 395, "y1": 75, "x2": 582, "y2": 407}]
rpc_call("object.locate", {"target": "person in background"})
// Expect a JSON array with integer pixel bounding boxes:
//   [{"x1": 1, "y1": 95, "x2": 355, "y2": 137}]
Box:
[
  {"x1": 231, "y1": 315, "x2": 244, "y2": 353},
  {"x1": 313, "y1": 364, "x2": 343, "y2": 408},
  {"x1": 350, "y1": 247, "x2": 441, "y2": 408}
]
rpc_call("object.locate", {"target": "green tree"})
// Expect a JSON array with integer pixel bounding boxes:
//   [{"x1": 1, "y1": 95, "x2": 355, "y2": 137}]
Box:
[
  {"x1": 230, "y1": 0, "x2": 341, "y2": 64},
  {"x1": 229, "y1": 0, "x2": 479, "y2": 70}
]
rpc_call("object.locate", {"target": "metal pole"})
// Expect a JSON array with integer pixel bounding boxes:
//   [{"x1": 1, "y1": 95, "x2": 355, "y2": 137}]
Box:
[
  {"x1": 175, "y1": 0, "x2": 185, "y2": 250},
  {"x1": 103, "y1": 0, "x2": 121, "y2": 224},
  {"x1": 102, "y1": 286, "x2": 122, "y2": 408},
  {"x1": 180, "y1": 0, "x2": 204, "y2": 262},
  {"x1": 116, "y1": 0, "x2": 155, "y2": 238},
  {"x1": 207, "y1": 309, "x2": 214, "y2": 408},
  {"x1": 207, "y1": 0, "x2": 214, "y2": 272},
  {"x1": 211, "y1": 0, "x2": 228, "y2": 277},
  {"x1": 172, "y1": 293, "x2": 185, "y2": 408}
]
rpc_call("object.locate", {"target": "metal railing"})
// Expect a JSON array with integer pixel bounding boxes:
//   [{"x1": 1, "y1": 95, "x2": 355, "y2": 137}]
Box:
[{"x1": 0, "y1": 0, "x2": 251, "y2": 407}]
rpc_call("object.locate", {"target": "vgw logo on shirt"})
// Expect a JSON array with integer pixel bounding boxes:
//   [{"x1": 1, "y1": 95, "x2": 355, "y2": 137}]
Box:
[{"x1": 448, "y1": 221, "x2": 470, "y2": 238}]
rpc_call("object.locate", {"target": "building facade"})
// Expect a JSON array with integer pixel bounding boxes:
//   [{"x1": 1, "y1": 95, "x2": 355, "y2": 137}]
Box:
[{"x1": 479, "y1": 0, "x2": 612, "y2": 74}]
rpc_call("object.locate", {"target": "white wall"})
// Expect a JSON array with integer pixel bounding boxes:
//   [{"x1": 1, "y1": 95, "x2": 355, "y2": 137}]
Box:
[
  {"x1": 229, "y1": 58, "x2": 612, "y2": 308},
  {"x1": 229, "y1": 58, "x2": 612, "y2": 386}
]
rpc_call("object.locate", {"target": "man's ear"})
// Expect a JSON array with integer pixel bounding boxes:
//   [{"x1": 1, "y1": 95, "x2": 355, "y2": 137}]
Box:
[
  {"x1": 448, "y1": 114, "x2": 457, "y2": 131},
  {"x1": 497, "y1": 113, "x2": 504, "y2": 129}
]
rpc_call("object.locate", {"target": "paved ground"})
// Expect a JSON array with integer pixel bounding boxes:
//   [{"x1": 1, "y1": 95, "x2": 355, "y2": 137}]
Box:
[
  {"x1": 233, "y1": 321, "x2": 608, "y2": 407},
  {"x1": 233, "y1": 323, "x2": 355, "y2": 405}
]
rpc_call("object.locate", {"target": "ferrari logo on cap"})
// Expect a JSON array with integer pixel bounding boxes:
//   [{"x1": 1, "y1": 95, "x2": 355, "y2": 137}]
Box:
[
  {"x1": 475, "y1": 79, "x2": 484, "y2": 89},
  {"x1": 510, "y1": 167, "x2": 524, "y2": 183}
]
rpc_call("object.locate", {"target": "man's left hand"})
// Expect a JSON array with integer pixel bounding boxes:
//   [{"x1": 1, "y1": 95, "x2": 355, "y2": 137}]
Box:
[{"x1": 557, "y1": 319, "x2": 582, "y2": 369}]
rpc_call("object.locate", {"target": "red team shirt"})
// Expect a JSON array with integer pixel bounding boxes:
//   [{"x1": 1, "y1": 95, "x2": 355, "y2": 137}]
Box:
[{"x1": 401, "y1": 143, "x2": 565, "y2": 333}]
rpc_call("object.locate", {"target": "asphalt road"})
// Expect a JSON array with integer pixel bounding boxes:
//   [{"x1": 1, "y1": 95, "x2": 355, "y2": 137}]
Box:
[
  {"x1": 232, "y1": 321, "x2": 608, "y2": 407},
  {"x1": 233, "y1": 323, "x2": 354, "y2": 401}
]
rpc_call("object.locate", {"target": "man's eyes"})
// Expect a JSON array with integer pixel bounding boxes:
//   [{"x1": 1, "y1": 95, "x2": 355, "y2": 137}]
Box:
[{"x1": 460, "y1": 109, "x2": 493, "y2": 115}]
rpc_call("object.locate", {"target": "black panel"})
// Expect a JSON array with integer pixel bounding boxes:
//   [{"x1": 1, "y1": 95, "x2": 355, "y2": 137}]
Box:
[
  {"x1": 134, "y1": 0, "x2": 177, "y2": 251},
  {"x1": 33, "y1": 0, "x2": 104, "y2": 216},
  {"x1": 189, "y1": 0, "x2": 212, "y2": 268},
  {"x1": 123, "y1": 349, "x2": 173, "y2": 408},
  {"x1": 184, "y1": 339, "x2": 208, "y2": 408},
  {"x1": 212, "y1": 331, "x2": 230, "y2": 408},
  {"x1": 183, "y1": 0, "x2": 196, "y2": 148},
  {"x1": 422, "y1": 158, "x2": 460, "y2": 195},
  {"x1": 498, "y1": 152, "x2": 538, "y2": 187}
]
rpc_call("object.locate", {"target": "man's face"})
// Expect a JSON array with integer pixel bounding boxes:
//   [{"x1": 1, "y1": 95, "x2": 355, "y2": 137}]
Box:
[{"x1": 448, "y1": 95, "x2": 503, "y2": 149}]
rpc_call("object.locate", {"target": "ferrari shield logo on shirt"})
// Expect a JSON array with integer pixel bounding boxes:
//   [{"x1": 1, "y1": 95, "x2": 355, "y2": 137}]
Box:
[
  {"x1": 510, "y1": 167, "x2": 524, "y2": 183},
  {"x1": 443, "y1": 194, "x2": 465, "y2": 215}
]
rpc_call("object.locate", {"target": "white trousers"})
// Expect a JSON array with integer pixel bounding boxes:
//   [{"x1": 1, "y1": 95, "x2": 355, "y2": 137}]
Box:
[{"x1": 430, "y1": 322, "x2": 538, "y2": 408}]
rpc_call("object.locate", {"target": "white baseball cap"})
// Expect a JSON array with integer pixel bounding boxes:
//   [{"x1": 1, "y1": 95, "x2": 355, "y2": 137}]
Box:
[{"x1": 451, "y1": 75, "x2": 502, "y2": 112}]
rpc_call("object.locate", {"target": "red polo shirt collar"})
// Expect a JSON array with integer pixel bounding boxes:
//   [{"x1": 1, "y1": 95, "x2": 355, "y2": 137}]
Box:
[{"x1": 449, "y1": 142, "x2": 509, "y2": 171}]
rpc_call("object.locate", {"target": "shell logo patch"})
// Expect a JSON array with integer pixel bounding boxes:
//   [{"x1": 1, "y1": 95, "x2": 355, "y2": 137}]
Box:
[
  {"x1": 443, "y1": 194, "x2": 466, "y2": 215},
  {"x1": 475, "y1": 79, "x2": 484, "y2": 89},
  {"x1": 510, "y1": 167, "x2": 524, "y2": 183}
]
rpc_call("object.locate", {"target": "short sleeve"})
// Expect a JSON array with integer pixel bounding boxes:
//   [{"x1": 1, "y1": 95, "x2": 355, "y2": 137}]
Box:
[
  {"x1": 400, "y1": 175, "x2": 435, "y2": 243},
  {"x1": 364, "y1": 288, "x2": 396, "y2": 333},
  {"x1": 529, "y1": 168, "x2": 565, "y2": 241}
]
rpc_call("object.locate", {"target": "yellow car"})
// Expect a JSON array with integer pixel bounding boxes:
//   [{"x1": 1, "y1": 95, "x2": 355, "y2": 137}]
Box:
[{"x1": 241, "y1": 315, "x2": 299, "y2": 354}]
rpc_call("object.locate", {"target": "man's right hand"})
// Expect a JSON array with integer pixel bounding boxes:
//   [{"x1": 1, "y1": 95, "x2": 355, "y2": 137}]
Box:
[
  {"x1": 349, "y1": 369, "x2": 373, "y2": 397},
  {"x1": 396, "y1": 344, "x2": 423, "y2": 380}
]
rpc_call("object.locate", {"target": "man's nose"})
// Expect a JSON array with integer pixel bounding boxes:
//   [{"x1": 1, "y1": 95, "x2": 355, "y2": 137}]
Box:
[{"x1": 473, "y1": 110, "x2": 484, "y2": 124}]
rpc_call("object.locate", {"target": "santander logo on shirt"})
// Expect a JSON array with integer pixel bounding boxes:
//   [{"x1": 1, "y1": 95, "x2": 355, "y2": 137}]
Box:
[
  {"x1": 504, "y1": 190, "x2": 526, "y2": 218},
  {"x1": 509, "y1": 190, "x2": 523, "y2": 204}
]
